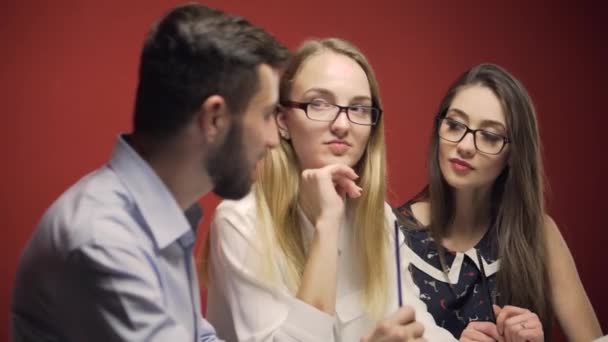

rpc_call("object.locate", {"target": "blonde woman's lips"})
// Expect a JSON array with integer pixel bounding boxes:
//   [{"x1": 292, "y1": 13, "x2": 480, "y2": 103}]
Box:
[{"x1": 326, "y1": 141, "x2": 350, "y2": 155}]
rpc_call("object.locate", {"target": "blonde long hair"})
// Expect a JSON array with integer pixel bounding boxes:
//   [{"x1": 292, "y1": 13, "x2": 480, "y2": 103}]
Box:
[{"x1": 255, "y1": 38, "x2": 390, "y2": 318}]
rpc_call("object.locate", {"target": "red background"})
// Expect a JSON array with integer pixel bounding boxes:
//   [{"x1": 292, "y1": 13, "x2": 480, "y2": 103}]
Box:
[{"x1": 1, "y1": 0, "x2": 606, "y2": 340}]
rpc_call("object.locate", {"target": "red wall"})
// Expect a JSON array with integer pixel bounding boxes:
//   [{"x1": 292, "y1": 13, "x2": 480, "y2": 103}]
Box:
[{"x1": 2, "y1": 0, "x2": 606, "y2": 340}]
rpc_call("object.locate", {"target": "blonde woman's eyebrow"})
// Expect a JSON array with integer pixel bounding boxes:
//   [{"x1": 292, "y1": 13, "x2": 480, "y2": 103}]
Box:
[
  {"x1": 302, "y1": 88, "x2": 334, "y2": 99},
  {"x1": 349, "y1": 95, "x2": 373, "y2": 104},
  {"x1": 302, "y1": 89, "x2": 372, "y2": 105}
]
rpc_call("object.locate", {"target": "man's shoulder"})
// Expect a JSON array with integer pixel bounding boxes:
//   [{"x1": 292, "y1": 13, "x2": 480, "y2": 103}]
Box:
[
  {"x1": 37, "y1": 166, "x2": 143, "y2": 252},
  {"x1": 12, "y1": 165, "x2": 147, "y2": 332}
]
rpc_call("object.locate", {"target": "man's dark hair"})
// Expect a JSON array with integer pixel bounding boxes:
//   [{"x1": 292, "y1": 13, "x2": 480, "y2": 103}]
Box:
[{"x1": 133, "y1": 3, "x2": 289, "y2": 140}]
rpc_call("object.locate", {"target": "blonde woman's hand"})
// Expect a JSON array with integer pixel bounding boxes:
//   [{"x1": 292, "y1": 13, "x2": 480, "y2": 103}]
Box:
[
  {"x1": 460, "y1": 321, "x2": 503, "y2": 342},
  {"x1": 361, "y1": 306, "x2": 426, "y2": 342},
  {"x1": 494, "y1": 305, "x2": 544, "y2": 342},
  {"x1": 299, "y1": 163, "x2": 361, "y2": 226}
]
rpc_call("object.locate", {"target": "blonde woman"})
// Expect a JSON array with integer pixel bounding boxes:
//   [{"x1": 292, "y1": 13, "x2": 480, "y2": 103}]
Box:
[{"x1": 204, "y1": 38, "x2": 455, "y2": 341}]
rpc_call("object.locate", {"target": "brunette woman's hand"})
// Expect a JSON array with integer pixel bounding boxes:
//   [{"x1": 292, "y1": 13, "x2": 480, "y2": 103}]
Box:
[
  {"x1": 494, "y1": 305, "x2": 543, "y2": 342},
  {"x1": 460, "y1": 321, "x2": 503, "y2": 342}
]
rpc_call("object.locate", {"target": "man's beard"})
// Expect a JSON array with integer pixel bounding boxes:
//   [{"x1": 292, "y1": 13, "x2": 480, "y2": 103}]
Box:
[{"x1": 206, "y1": 121, "x2": 254, "y2": 200}]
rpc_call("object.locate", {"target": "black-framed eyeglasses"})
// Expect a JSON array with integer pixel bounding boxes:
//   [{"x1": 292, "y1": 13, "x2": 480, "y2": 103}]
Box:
[
  {"x1": 437, "y1": 115, "x2": 510, "y2": 155},
  {"x1": 281, "y1": 100, "x2": 382, "y2": 126}
]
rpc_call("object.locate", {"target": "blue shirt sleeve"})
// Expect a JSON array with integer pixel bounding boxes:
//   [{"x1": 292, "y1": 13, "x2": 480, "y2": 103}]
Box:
[
  {"x1": 62, "y1": 242, "x2": 219, "y2": 342},
  {"x1": 199, "y1": 317, "x2": 223, "y2": 342}
]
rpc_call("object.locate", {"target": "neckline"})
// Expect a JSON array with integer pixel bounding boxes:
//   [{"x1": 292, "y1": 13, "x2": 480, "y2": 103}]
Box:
[{"x1": 397, "y1": 201, "x2": 496, "y2": 255}]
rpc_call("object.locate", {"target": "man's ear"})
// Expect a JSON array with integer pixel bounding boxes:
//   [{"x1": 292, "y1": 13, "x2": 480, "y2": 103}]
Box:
[
  {"x1": 276, "y1": 108, "x2": 290, "y2": 140},
  {"x1": 198, "y1": 95, "x2": 231, "y2": 144}
]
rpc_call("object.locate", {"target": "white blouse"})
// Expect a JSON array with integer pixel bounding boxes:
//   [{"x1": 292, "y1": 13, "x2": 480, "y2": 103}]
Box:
[{"x1": 206, "y1": 192, "x2": 455, "y2": 341}]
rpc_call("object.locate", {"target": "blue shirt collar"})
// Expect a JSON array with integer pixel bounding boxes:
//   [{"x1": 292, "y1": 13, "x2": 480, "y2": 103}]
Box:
[{"x1": 109, "y1": 134, "x2": 202, "y2": 250}]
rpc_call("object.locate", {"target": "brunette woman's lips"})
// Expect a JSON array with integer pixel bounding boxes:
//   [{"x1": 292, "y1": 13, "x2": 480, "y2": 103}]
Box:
[
  {"x1": 449, "y1": 158, "x2": 474, "y2": 172},
  {"x1": 326, "y1": 140, "x2": 350, "y2": 155}
]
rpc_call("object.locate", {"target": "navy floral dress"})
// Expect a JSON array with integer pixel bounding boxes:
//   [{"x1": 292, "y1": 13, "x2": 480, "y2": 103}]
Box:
[{"x1": 394, "y1": 202, "x2": 501, "y2": 339}]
